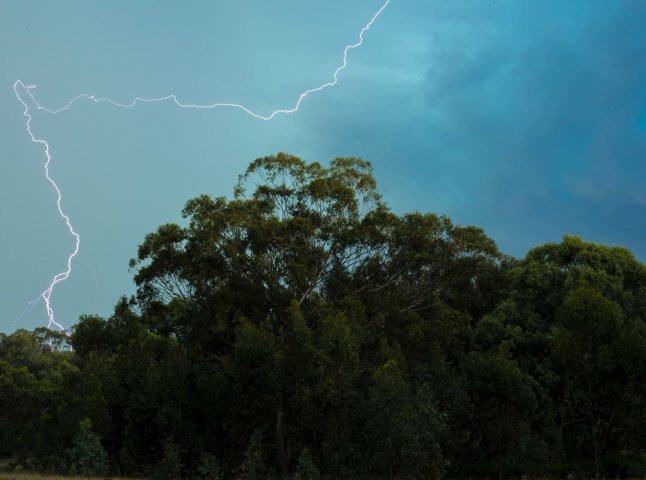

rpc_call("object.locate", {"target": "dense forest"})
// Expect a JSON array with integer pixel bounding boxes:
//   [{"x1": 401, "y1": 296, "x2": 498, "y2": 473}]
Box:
[{"x1": 1, "y1": 154, "x2": 646, "y2": 479}]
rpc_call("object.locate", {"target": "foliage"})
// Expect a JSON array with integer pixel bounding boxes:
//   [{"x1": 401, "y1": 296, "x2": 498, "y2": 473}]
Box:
[
  {"x1": 153, "y1": 441, "x2": 182, "y2": 480},
  {"x1": 197, "y1": 453, "x2": 223, "y2": 480},
  {"x1": 1, "y1": 155, "x2": 645, "y2": 479},
  {"x1": 291, "y1": 448, "x2": 320, "y2": 480},
  {"x1": 241, "y1": 430, "x2": 268, "y2": 480},
  {"x1": 66, "y1": 419, "x2": 107, "y2": 476}
]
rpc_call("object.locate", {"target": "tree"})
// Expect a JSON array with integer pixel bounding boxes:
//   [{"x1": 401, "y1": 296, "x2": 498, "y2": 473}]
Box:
[
  {"x1": 242, "y1": 430, "x2": 268, "y2": 480},
  {"x1": 67, "y1": 419, "x2": 108, "y2": 476},
  {"x1": 552, "y1": 285, "x2": 637, "y2": 479},
  {"x1": 292, "y1": 448, "x2": 320, "y2": 480},
  {"x1": 9, "y1": 155, "x2": 646, "y2": 478},
  {"x1": 125, "y1": 153, "x2": 506, "y2": 478},
  {"x1": 461, "y1": 346, "x2": 541, "y2": 478},
  {"x1": 0, "y1": 359, "x2": 39, "y2": 458},
  {"x1": 130, "y1": 154, "x2": 389, "y2": 327},
  {"x1": 476, "y1": 236, "x2": 646, "y2": 477}
]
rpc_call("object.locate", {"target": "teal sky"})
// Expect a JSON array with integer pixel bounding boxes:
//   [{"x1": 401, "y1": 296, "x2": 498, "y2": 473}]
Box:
[{"x1": 2, "y1": 1, "x2": 645, "y2": 332}]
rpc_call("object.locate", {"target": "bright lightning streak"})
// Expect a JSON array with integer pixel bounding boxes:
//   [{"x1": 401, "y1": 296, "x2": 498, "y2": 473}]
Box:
[
  {"x1": 13, "y1": 83, "x2": 79, "y2": 332},
  {"x1": 12, "y1": 0, "x2": 390, "y2": 331}
]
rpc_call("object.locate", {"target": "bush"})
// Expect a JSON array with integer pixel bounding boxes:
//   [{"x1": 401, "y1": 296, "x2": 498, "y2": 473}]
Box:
[
  {"x1": 198, "y1": 452, "x2": 223, "y2": 480},
  {"x1": 154, "y1": 440, "x2": 182, "y2": 480},
  {"x1": 242, "y1": 430, "x2": 268, "y2": 480},
  {"x1": 292, "y1": 449, "x2": 320, "y2": 480},
  {"x1": 67, "y1": 418, "x2": 108, "y2": 476}
]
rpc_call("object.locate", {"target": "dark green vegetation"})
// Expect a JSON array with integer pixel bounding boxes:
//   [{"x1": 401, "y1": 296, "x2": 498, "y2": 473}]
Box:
[{"x1": 2, "y1": 154, "x2": 646, "y2": 479}]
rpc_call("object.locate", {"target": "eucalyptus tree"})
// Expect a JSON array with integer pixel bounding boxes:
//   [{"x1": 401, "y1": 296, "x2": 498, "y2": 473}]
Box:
[
  {"x1": 127, "y1": 153, "x2": 506, "y2": 477},
  {"x1": 475, "y1": 236, "x2": 646, "y2": 477}
]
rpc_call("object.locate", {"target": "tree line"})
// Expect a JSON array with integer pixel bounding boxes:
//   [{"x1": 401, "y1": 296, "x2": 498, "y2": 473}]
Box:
[{"x1": 1, "y1": 154, "x2": 646, "y2": 479}]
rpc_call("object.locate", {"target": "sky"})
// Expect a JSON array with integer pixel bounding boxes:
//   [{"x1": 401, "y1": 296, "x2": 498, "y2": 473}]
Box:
[{"x1": 1, "y1": 0, "x2": 645, "y2": 332}]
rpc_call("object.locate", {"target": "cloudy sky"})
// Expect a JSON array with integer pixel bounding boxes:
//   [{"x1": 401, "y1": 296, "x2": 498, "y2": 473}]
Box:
[{"x1": 1, "y1": 0, "x2": 645, "y2": 332}]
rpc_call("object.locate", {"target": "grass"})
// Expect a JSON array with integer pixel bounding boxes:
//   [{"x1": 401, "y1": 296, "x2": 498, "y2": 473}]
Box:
[
  {"x1": 0, "y1": 475, "x2": 96, "y2": 480},
  {"x1": 0, "y1": 458, "x2": 135, "y2": 480},
  {"x1": 0, "y1": 474, "x2": 134, "y2": 480},
  {"x1": 0, "y1": 462, "x2": 130, "y2": 480},
  {"x1": 1, "y1": 476, "x2": 85, "y2": 480}
]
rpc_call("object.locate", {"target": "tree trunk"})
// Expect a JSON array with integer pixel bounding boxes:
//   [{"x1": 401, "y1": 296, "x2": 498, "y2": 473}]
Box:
[
  {"x1": 591, "y1": 416, "x2": 601, "y2": 480},
  {"x1": 275, "y1": 402, "x2": 289, "y2": 478}
]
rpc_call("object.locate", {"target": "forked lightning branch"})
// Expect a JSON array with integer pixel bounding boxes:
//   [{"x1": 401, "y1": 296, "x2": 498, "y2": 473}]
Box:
[{"x1": 12, "y1": 0, "x2": 390, "y2": 331}]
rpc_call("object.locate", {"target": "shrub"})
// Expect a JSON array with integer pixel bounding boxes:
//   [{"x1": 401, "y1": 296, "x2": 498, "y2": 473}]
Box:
[
  {"x1": 242, "y1": 430, "x2": 268, "y2": 480},
  {"x1": 67, "y1": 418, "x2": 108, "y2": 476},
  {"x1": 292, "y1": 449, "x2": 320, "y2": 480},
  {"x1": 154, "y1": 440, "x2": 182, "y2": 480},
  {"x1": 198, "y1": 452, "x2": 223, "y2": 480}
]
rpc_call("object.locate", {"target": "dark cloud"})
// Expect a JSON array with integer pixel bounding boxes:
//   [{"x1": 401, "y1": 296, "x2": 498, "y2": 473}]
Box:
[
  {"x1": 2, "y1": 0, "x2": 644, "y2": 331},
  {"x1": 317, "y1": 0, "x2": 646, "y2": 260}
]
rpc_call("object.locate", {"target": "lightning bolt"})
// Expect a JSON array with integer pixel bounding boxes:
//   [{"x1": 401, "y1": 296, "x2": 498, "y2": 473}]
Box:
[
  {"x1": 12, "y1": 0, "x2": 390, "y2": 331},
  {"x1": 13, "y1": 84, "x2": 80, "y2": 332}
]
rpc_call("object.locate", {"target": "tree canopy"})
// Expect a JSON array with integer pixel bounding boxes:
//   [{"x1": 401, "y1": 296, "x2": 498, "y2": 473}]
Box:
[{"x1": 2, "y1": 154, "x2": 646, "y2": 479}]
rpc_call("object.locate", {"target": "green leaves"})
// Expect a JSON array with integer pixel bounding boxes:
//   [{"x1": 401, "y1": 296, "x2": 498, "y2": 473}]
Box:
[
  {"x1": 66, "y1": 419, "x2": 108, "y2": 476},
  {"x1": 5, "y1": 156, "x2": 646, "y2": 479},
  {"x1": 477, "y1": 236, "x2": 646, "y2": 477}
]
